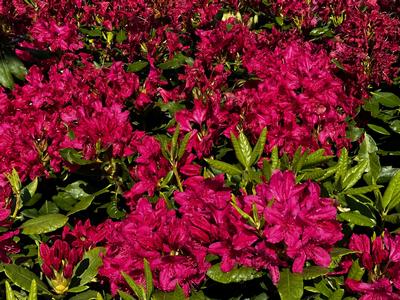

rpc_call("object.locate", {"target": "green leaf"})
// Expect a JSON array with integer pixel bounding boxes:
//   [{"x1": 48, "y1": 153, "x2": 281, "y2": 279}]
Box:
[
  {"x1": 339, "y1": 211, "x2": 376, "y2": 227},
  {"x1": 329, "y1": 289, "x2": 344, "y2": 300},
  {"x1": 314, "y1": 280, "x2": 333, "y2": 297},
  {"x1": 378, "y1": 166, "x2": 400, "y2": 184},
  {"x1": 262, "y1": 159, "x2": 272, "y2": 180},
  {"x1": 77, "y1": 247, "x2": 105, "y2": 286},
  {"x1": 5, "y1": 55, "x2": 27, "y2": 80},
  {"x1": 348, "y1": 259, "x2": 364, "y2": 281},
  {"x1": 121, "y1": 272, "x2": 146, "y2": 300},
  {"x1": 21, "y1": 213, "x2": 68, "y2": 235},
  {"x1": 171, "y1": 124, "x2": 180, "y2": 160},
  {"x1": 177, "y1": 132, "x2": 191, "y2": 160},
  {"x1": 67, "y1": 194, "x2": 98, "y2": 216},
  {"x1": 38, "y1": 200, "x2": 59, "y2": 215},
  {"x1": 28, "y1": 280, "x2": 37, "y2": 300},
  {"x1": 157, "y1": 53, "x2": 188, "y2": 70},
  {"x1": 302, "y1": 266, "x2": 329, "y2": 280},
  {"x1": 127, "y1": 61, "x2": 149, "y2": 73},
  {"x1": 330, "y1": 248, "x2": 356, "y2": 268},
  {"x1": 390, "y1": 120, "x2": 400, "y2": 134},
  {"x1": 342, "y1": 159, "x2": 369, "y2": 190},
  {"x1": 344, "y1": 185, "x2": 382, "y2": 195},
  {"x1": 68, "y1": 290, "x2": 99, "y2": 300},
  {"x1": 299, "y1": 168, "x2": 328, "y2": 181},
  {"x1": 367, "y1": 124, "x2": 390, "y2": 135},
  {"x1": 293, "y1": 148, "x2": 310, "y2": 173},
  {"x1": 277, "y1": 268, "x2": 303, "y2": 300},
  {"x1": 230, "y1": 132, "x2": 248, "y2": 168},
  {"x1": 144, "y1": 259, "x2": 153, "y2": 300},
  {"x1": 238, "y1": 132, "x2": 252, "y2": 168},
  {"x1": 24, "y1": 178, "x2": 38, "y2": 199},
  {"x1": 382, "y1": 170, "x2": 400, "y2": 213},
  {"x1": 205, "y1": 158, "x2": 242, "y2": 176},
  {"x1": 5, "y1": 281, "x2": 15, "y2": 300},
  {"x1": 206, "y1": 263, "x2": 262, "y2": 284},
  {"x1": 68, "y1": 286, "x2": 89, "y2": 293},
  {"x1": 310, "y1": 26, "x2": 331, "y2": 36},
  {"x1": 335, "y1": 148, "x2": 349, "y2": 187},
  {"x1": 382, "y1": 213, "x2": 400, "y2": 224},
  {"x1": 118, "y1": 291, "x2": 135, "y2": 300},
  {"x1": 60, "y1": 148, "x2": 95, "y2": 165},
  {"x1": 0, "y1": 57, "x2": 14, "y2": 89},
  {"x1": 152, "y1": 285, "x2": 187, "y2": 300},
  {"x1": 370, "y1": 91, "x2": 400, "y2": 108},
  {"x1": 80, "y1": 27, "x2": 102, "y2": 37},
  {"x1": 271, "y1": 146, "x2": 280, "y2": 170},
  {"x1": 249, "y1": 128, "x2": 267, "y2": 166},
  {"x1": 116, "y1": 29, "x2": 127, "y2": 43},
  {"x1": 3, "y1": 264, "x2": 49, "y2": 294}
]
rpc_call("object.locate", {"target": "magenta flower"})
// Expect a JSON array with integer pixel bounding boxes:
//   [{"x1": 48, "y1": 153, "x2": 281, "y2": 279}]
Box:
[
  {"x1": 263, "y1": 171, "x2": 343, "y2": 273},
  {"x1": 99, "y1": 198, "x2": 210, "y2": 296},
  {"x1": 346, "y1": 278, "x2": 400, "y2": 300}
]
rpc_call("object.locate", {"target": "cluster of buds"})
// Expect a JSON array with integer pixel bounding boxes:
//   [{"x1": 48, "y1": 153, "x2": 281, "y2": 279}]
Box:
[{"x1": 40, "y1": 240, "x2": 83, "y2": 294}]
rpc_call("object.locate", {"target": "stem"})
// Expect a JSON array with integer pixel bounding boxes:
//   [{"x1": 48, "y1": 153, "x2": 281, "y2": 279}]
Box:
[{"x1": 172, "y1": 164, "x2": 183, "y2": 192}]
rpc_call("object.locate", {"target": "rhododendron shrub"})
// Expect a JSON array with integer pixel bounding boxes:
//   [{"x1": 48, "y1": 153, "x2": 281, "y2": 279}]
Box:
[{"x1": 0, "y1": 0, "x2": 399, "y2": 299}]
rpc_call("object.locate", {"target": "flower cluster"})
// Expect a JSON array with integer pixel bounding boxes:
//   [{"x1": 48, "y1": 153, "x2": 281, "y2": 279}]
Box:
[
  {"x1": 346, "y1": 233, "x2": 400, "y2": 299},
  {"x1": 100, "y1": 171, "x2": 342, "y2": 292}
]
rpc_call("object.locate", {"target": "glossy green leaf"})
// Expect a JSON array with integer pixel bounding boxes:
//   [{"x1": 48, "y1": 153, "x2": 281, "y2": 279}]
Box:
[
  {"x1": 152, "y1": 285, "x2": 187, "y2": 300},
  {"x1": 68, "y1": 290, "x2": 99, "y2": 300},
  {"x1": 171, "y1": 124, "x2": 180, "y2": 159},
  {"x1": 38, "y1": 200, "x2": 59, "y2": 215},
  {"x1": 271, "y1": 146, "x2": 280, "y2": 170},
  {"x1": 28, "y1": 280, "x2": 37, "y2": 300},
  {"x1": 344, "y1": 185, "x2": 382, "y2": 195},
  {"x1": 249, "y1": 127, "x2": 267, "y2": 166},
  {"x1": 67, "y1": 184, "x2": 109, "y2": 216},
  {"x1": 157, "y1": 53, "x2": 188, "y2": 70},
  {"x1": 118, "y1": 291, "x2": 135, "y2": 300},
  {"x1": 367, "y1": 124, "x2": 390, "y2": 135},
  {"x1": 238, "y1": 132, "x2": 252, "y2": 168},
  {"x1": 230, "y1": 132, "x2": 248, "y2": 168},
  {"x1": 329, "y1": 289, "x2": 344, "y2": 300},
  {"x1": 335, "y1": 148, "x2": 349, "y2": 186},
  {"x1": 144, "y1": 259, "x2": 153, "y2": 300},
  {"x1": 205, "y1": 158, "x2": 242, "y2": 176},
  {"x1": 77, "y1": 247, "x2": 105, "y2": 286},
  {"x1": 0, "y1": 57, "x2": 14, "y2": 89},
  {"x1": 121, "y1": 272, "x2": 145, "y2": 300},
  {"x1": 277, "y1": 268, "x2": 303, "y2": 300},
  {"x1": 127, "y1": 61, "x2": 149, "y2": 73},
  {"x1": 60, "y1": 148, "x2": 95, "y2": 165},
  {"x1": 5, "y1": 281, "x2": 15, "y2": 300},
  {"x1": 68, "y1": 286, "x2": 89, "y2": 293},
  {"x1": 177, "y1": 132, "x2": 191, "y2": 160},
  {"x1": 339, "y1": 211, "x2": 376, "y2": 227},
  {"x1": 382, "y1": 170, "x2": 400, "y2": 213},
  {"x1": 348, "y1": 259, "x2": 364, "y2": 281},
  {"x1": 370, "y1": 91, "x2": 400, "y2": 108},
  {"x1": 21, "y1": 213, "x2": 68, "y2": 235},
  {"x1": 3, "y1": 264, "x2": 50, "y2": 294},
  {"x1": 302, "y1": 266, "x2": 329, "y2": 280},
  {"x1": 5, "y1": 55, "x2": 27, "y2": 80},
  {"x1": 206, "y1": 263, "x2": 262, "y2": 284},
  {"x1": 116, "y1": 29, "x2": 127, "y2": 43},
  {"x1": 314, "y1": 280, "x2": 333, "y2": 297},
  {"x1": 342, "y1": 159, "x2": 369, "y2": 190}
]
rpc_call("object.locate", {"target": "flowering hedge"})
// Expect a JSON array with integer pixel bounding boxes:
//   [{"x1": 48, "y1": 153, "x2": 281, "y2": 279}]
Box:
[{"x1": 0, "y1": 0, "x2": 400, "y2": 299}]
